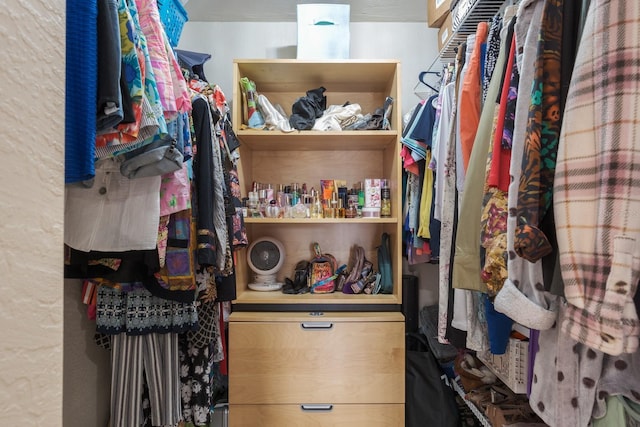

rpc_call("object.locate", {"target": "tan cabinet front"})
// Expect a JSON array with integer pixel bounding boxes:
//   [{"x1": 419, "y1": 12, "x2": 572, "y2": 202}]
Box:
[
  {"x1": 229, "y1": 314, "x2": 405, "y2": 405},
  {"x1": 229, "y1": 404, "x2": 404, "y2": 427}
]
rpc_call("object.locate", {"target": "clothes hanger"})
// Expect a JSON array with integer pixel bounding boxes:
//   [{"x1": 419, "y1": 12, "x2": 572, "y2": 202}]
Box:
[{"x1": 413, "y1": 70, "x2": 441, "y2": 100}]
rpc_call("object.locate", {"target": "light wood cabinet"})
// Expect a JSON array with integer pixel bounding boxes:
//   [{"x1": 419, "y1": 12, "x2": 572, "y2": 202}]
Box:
[
  {"x1": 229, "y1": 60, "x2": 405, "y2": 426},
  {"x1": 229, "y1": 404, "x2": 404, "y2": 427},
  {"x1": 228, "y1": 312, "x2": 405, "y2": 426}
]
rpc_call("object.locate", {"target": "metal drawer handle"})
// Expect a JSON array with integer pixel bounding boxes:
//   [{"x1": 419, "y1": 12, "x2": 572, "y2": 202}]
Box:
[
  {"x1": 300, "y1": 322, "x2": 333, "y2": 330},
  {"x1": 301, "y1": 404, "x2": 333, "y2": 412}
]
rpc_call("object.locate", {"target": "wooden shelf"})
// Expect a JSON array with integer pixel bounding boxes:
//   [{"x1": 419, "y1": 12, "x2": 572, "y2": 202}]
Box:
[
  {"x1": 235, "y1": 290, "x2": 401, "y2": 306},
  {"x1": 236, "y1": 129, "x2": 398, "y2": 151},
  {"x1": 244, "y1": 217, "x2": 398, "y2": 224},
  {"x1": 232, "y1": 59, "x2": 403, "y2": 308}
]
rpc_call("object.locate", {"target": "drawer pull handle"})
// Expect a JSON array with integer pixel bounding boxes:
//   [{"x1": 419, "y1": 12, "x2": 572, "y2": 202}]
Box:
[
  {"x1": 301, "y1": 404, "x2": 333, "y2": 412},
  {"x1": 301, "y1": 322, "x2": 333, "y2": 330}
]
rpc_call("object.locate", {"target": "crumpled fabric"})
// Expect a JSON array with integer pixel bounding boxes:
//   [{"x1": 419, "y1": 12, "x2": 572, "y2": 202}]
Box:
[
  {"x1": 257, "y1": 94, "x2": 294, "y2": 132},
  {"x1": 312, "y1": 103, "x2": 362, "y2": 131},
  {"x1": 289, "y1": 86, "x2": 326, "y2": 130}
]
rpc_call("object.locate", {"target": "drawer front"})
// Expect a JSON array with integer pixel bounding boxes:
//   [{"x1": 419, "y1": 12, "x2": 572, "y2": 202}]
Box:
[
  {"x1": 229, "y1": 320, "x2": 404, "y2": 404},
  {"x1": 229, "y1": 404, "x2": 404, "y2": 427}
]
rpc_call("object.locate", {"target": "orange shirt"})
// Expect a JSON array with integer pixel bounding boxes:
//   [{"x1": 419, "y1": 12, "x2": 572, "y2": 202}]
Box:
[{"x1": 458, "y1": 21, "x2": 488, "y2": 173}]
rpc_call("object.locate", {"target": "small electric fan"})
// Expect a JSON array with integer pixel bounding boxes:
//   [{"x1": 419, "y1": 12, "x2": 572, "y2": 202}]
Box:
[{"x1": 247, "y1": 237, "x2": 285, "y2": 291}]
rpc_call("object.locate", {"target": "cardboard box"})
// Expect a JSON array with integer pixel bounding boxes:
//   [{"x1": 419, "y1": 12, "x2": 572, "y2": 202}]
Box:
[
  {"x1": 297, "y1": 4, "x2": 350, "y2": 59},
  {"x1": 437, "y1": 13, "x2": 454, "y2": 51},
  {"x1": 427, "y1": 0, "x2": 452, "y2": 28}
]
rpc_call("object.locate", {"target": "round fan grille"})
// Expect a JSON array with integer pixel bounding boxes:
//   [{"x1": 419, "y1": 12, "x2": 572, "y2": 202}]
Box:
[
  {"x1": 250, "y1": 240, "x2": 282, "y2": 272},
  {"x1": 247, "y1": 237, "x2": 285, "y2": 278}
]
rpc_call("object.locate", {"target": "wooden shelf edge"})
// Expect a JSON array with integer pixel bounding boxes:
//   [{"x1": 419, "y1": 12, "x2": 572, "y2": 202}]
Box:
[
  {"x1": 234, "y1": 290, "x2": 401, "y2": 305},
  {"x1": 244, "y1": 217, "x2": 398, "y2": 224}
]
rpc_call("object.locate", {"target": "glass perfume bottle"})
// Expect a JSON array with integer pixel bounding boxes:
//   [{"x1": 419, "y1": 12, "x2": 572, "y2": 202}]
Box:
[{"x1": 380, "y1": 179, "x2": 391, "y2": 218}]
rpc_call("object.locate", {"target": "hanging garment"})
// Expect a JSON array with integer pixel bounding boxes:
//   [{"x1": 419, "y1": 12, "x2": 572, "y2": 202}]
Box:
[
  {"x1": 65, "y1": 0, "x2": 98, "y2": 183},
  {"x1": 179, "y1": 334, "x2": 213, "y2": 426},
  {"x1": 95, "y1": 285, "x2": 197, "y2": 335},
  {"x1": 437, "y1": 44, "x2": 466, "y2": 344},
  {"x1": 480, "y1": 25, "x2": 518, "y2": 297},
  {"x1": 528, "y1": 301, "x2": 640, "y2": 427},
  {"x1": 95, "y1": 0, "x2": 170, "y2": 159},
  {"x1": 482, "y1": 14, "x2": 503, "y2": 103},
  {"x1": 191, "y1": 95, "x2": 227, "y2": 269},
  {"x1": 110, "y1": 332, "x2": 183, "y2": 427},
  {"x1": 64, "y1": 157, "x2": 161, "y2": 252},
  {"x1": 451, "y1": 17, "x2": 510, "y2": 294},
  {"x1": 494, "y1": 0, "x2": 559, "y2": 332},
  {"x1": 147, "y1": 209, "x2": 197, "y2": 302},
  {"x1": 432, "y1": 82, "x2": 455, "y2": 223},
  {"x1": 513, "y1": 0, "x2": 564, "y2": 264},
  {"x1": 134, "y1": 0, "x2": 177, "y2": 117},
  {"x1": 554, "y1": 0, "x2": 640, "y2": 355},
  {"x1": 96, "y1": 0, "x2": 123, "y2": 133},
  {"x1": 175, "y1": 49, "x2": 211, "y2": 82},
  {"x1": 455, "y1": 35, "x2": 474, "y2": 192},
  {"x1": 159, "y1": 163, "x2": 191, "y2": 217},
  {"x1": 458, "y1": 21, "x2": 489, "y2": 175}
]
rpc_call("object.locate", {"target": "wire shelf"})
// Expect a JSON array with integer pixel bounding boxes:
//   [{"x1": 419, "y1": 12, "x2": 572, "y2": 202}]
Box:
[{"x1": 450, "y1": 376, "x2": 493, "y2": 427}]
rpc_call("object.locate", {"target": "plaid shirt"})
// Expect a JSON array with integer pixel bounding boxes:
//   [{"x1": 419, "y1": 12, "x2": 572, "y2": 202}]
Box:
[{"x1": 554, "y1": 0, "x2": 640, "y2": 355}]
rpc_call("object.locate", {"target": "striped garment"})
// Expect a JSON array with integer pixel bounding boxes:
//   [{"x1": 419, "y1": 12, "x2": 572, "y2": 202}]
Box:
[
  {"x1": 110, "y1": 332, "x2": 182, "y2": 427},
  {"x1": 554, "y1": 0, "x2": 640, "y2": 355}
]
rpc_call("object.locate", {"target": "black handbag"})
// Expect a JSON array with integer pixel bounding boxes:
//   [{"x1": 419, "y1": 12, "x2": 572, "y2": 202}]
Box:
[{"x1": 406, "y1": 332, "x2": 460, "y2": 427}]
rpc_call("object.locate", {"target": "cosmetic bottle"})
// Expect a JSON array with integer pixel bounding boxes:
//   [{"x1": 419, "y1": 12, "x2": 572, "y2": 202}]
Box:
[{"x1": 380, "y1": 179, "x2": 391, "y2": 218}]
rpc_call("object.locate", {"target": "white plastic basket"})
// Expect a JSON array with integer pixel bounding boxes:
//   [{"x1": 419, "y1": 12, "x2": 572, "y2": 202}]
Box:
[{"x1": 478, "y1": 338, "x2": 528, "y2": 394}]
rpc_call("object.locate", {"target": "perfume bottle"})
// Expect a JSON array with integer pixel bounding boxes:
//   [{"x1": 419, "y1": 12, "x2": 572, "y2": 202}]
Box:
[
  {"x1": 310, "y1": 188, "x2": 323, "y2": 218},
  {"x1": 380, "y1": 179, "x2": 391, "y2": 217},
  {"x1": 337, "y1": 199, "x2": 346, "y2": 218}
]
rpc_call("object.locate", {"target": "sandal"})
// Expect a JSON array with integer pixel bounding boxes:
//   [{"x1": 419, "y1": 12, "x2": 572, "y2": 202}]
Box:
[
  {"x1": 485, "y1": 398, "x2": 538, "y2": 426},
  {"x1": 465, "y1": 385, "x2": 493, "y2": 411}
]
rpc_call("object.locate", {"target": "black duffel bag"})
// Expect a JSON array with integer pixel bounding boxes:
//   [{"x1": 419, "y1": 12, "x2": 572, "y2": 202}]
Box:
[{"x1": 406, "y1": 332, "x2": 460, "y2": 427}]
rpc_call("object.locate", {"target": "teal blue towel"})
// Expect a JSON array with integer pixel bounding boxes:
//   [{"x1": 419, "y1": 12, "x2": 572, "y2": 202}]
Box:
[{"x1": 65, "y1": 0, "x2": 98, "y2": 183}]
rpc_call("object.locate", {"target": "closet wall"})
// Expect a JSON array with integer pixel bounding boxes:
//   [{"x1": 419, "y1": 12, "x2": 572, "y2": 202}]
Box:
[
  {"x1": 178, "y1": 21, "x2": 441, "y2": 121},
  {"x1": 0, "y1": 0, "x2": 65, "y2": 425}
]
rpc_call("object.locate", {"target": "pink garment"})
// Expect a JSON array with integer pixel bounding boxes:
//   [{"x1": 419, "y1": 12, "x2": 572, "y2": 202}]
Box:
[
  {"x1": 135, "y1": 0, "x2": 177, "y2": 117},
  {"x1": 159, "y1": 163, "x2": 191, "y2": 217},
  {"x1": 163, "y1": 29, "x2": 191, "y2": 114}
]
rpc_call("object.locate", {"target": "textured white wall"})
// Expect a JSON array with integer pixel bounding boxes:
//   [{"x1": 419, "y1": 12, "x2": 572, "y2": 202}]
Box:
[
  {"x1": 177, "y1": 21, "x2": 440, "y2": 116},
  {"x1": 0, "y1": 1, "x2": 65, "y2": 425}
]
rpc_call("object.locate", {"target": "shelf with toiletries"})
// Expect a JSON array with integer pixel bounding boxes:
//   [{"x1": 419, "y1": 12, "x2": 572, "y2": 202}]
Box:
[{"x1": 231, "y1": 59, "x2": 403, "y2": 308}]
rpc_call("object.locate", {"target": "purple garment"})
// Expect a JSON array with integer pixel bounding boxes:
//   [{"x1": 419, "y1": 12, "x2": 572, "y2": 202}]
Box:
[{"x1": 528, "y1": 328, "x2": 540, "y2": 397}]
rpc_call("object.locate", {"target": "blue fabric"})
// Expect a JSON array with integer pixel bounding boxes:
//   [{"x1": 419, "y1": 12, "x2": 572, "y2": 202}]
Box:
[
  {"x1": 65, "y1": 0, "x2": 98, "y2": 183},
  {"x1": 409, "y1": 95, "x2": 438, "y2": 148},
  {"x1": 484, "y1": 293, "x2": 513, "y2": 354}
]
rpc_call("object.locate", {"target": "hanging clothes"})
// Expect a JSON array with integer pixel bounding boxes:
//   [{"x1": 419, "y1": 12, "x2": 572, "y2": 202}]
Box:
[
  {"x1": 494, "y1": 0, "x2": 558, "y2": 332},
  {"x1": 554, "y1": 0, "x2": 640, "y2": 356},
  {"x1": 65, "y1": 0, "x2": 98, "y2": 184}
]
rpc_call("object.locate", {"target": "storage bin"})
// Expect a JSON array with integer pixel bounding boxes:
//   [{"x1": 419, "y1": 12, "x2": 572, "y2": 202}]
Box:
[
  {"x1": 478, "y1": 338, "x2": 529, "y2": 394},
  {"x1": 297, "y1": 4, "x2": 350, "y2": 59},
  {"x1": 157, "y1": 0, "x2": 188, "y2": 47}
]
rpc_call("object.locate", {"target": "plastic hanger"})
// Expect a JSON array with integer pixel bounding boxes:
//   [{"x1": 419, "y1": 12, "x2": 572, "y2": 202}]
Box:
[{"x1": 413, "y1": 71, "x2": 441, "y2": 100}]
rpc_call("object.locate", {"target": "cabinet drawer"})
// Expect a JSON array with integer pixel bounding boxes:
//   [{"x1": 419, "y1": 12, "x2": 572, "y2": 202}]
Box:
[
  {"x1": 229, "y1": 404, "x2": 404, "y2": 427},
  {"x1": 229, "y1": 315, "x2": 404, "y2": 404}
]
